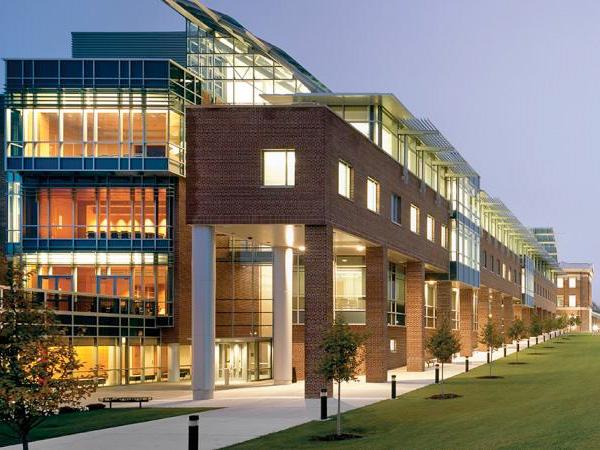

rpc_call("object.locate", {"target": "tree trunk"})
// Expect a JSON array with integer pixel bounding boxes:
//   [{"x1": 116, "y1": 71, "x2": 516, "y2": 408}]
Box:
[
  {"x1": 336, "y1": 381, "x2": 341, "y2": 436},
  {"x1": 21, "y1": 436, "x2": 29, "y2": 450}
]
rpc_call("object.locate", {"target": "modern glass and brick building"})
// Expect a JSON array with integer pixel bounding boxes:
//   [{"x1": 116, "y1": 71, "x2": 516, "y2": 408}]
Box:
[{"x1": 1, "y1": 0, "x2": 579, "y2": 399}]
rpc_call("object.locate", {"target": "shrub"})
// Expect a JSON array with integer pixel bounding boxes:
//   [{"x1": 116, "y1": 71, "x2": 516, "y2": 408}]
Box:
[{"x1": 86, "y1": 403, "x2": 106, "y2": 411}]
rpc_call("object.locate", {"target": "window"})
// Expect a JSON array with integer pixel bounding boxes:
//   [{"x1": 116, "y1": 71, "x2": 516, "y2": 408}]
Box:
[
  {"x1": 568, "y1": 277, "x2": 577, "y2": 288},
  {"x1": 335, "y1": 256, "x2": 365, "y2": 324},
  {"x1": 441, "y1": 224, "x2": 447, "y2": 249},
  {"x1": 262, "y1": 149, "x2": 295, "y2": 186},
  {"x1": 426, "y1": 215, "x2": 435, "y2": 242},
  {"x1": 569, "y1": 295, "x2": 577, "y2": 307},
  {"x1": 410, "y1": 204, "x2": 420, "y2": 234},
  {"x1": 473, "y1": 291, "x2": 479, "y2": 331},
  {"x1": 451, "y1": 288, "x2": 460, "y2": 330},
  {"x1": 367, "y1": 178, "x2": 379, "y2": 213},
  {"x1": 425, "y1": 283, "x2": 436, "y2": 328},
  {"x1": 482, "y1": 250, "x2": 487, "y2": 268},
  {"x1": 391, "y1": 194, "x2": 401, "y2": 224},
  {"x1": 388, "y1": 262, "x2": 405, "y2": 326},
  {"x1": 292, "y1": 254, "x2": 305, "y2": 324},
  {"x1": 338, "y1": 160, "x2": 353, "y2": 198},
  {"x1": 557, "y1": 295, "x2": 564, "y2": 307},
  {"x1": 389, "y1": 339, "x2": 397, "y2": 353},
  {"x1": 502, "y1": 263, "x2": 507, "y2": 279},
  {"x1": 557, "y1": 277, "x2": 564, "y2": 288}
]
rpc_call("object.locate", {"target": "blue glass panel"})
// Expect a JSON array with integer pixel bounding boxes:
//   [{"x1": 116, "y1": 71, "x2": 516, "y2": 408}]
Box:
[
  {"x1": 144, "y1": 61, "x2": 168, "y2": 78},
  {"x1": 95, "y1": 60, "x2": 119, "y2": 78},
  {"x1": 7, "y1": 158, "x2": 22, "y2": 170},
  {"x1": 23, "y1": 60, "x2": 32, "y2": 77},
  {"x1": 34, "y1": 60, "x2": 58, "y2": 78},
  {"x1": 6, "y1": 60, "x2": 22, "y2": 77},
  {"x1": 84, "y1": 61, "x2": 94, "y2": 77},
  {"x1": 34, "y1": 158, "x2": 59, "y2": 170},
  {"x1": 84, "y1": 158, "x2": 94, "y2": 169},
  {"x1": 131, "y1": 61, "x2": 143, "y2": 78},
  {"x1": 60, "y1": 60, "x2": 83, "y2": 78},
  {"x1": 95, "y1": 159, "x2": 119, "y2": 170},
  {"x1": 60, "y1": 158, "x2": 83, "y2": 170}
]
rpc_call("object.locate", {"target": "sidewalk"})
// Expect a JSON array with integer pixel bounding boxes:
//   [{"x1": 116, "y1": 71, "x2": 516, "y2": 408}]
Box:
[{"x1": 6, "y1": 333, "x2": 557, "y2": 450}]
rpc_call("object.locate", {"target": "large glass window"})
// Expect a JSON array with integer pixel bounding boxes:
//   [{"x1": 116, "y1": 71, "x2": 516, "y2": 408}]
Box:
[
  {"x1": 335, "y1": 256, "x2": 365, "y2": 324},
  {"x1": 451, "y1": 288, "x2": 460, "y2": 330},
  {"x1": 388, "y1": 262, "x2": 405, "y2": 326},
  {"x1": 425, "y1": 283, "x2": 436, "y2": 328},
  {"x1": 292, "y1": 254, "x2": 305, "y2": 324},
  {"x1": 410, "y1": 204, "x2": 420, "y2": 234},
  {"x1": 262, "y1": 150, "x2": 295, "y2": 186},
  {"x1": 557, "y1": 277, "x2": 564, "y2": 288},
  {"x1": 367, "y1": 177, "x2": 379, "y2": 213},
  {"x1": 569, "y1": 277, "x2": 577, "y2": 288},
  {"x1": 391, "y1": 194, "x2": 401, "y2": 224},
  {"x1": 338, "y1": 160, "x2": 353, "y2": 199},
  {"x1": 427, "y1": 215, "x2": 435, "y2": 242},
  {"x1": 569, "y1": 295, "x2": 577, "y2": 307}
]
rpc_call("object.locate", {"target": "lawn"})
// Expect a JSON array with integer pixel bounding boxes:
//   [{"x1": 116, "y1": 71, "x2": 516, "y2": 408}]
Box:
[
  {"x1": 231, "y1": 333, "x2": 600, "y2": 449},
  {"x1": 0, "y1": 407, "x2": 212, "y2": 447}
]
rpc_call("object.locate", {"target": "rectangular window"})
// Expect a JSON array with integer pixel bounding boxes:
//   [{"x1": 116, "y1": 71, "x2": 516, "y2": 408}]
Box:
[
  {"x1": 367, "y1": 177, "x2": 379, "y2": 213},
  {"x1": 569, "y1": 295, "x2": 577, "y2": 307},
  {"x1": 568, "y1": 277, "x2": 576, "y2": 288},
  {"x1": 338, "y1": 160, "x2": 353, "y2": 199},
  {"x1": 473, "y1": 291, "x2": 479, "y2": 331},
  {"x1": 388, "y1": 262, "x2": 405, "y2": 326},
  {"x1": 441, "y1": 224, "x2": 447, "y2": 249},
  {"x1": 556, "y1": 277, "x2": 564, "y2": 288},
  {"x1": 482, "y1": 250, "x2": 487, "y2": 268},
  {"x1": 451, "y1": 288, "x2": 460, "y2": 330},
  {"x1": 410, "y1": 204, "x2": 420, "y2": 234},
  {"x1": 389, "y1": 339, "x2": 397, "y2": 353},
  {"x1": 335, "y1": 256, "x2": 365, "y2": 324},
  {"x1": 502, "y1": 263, "x2": 507, "y2": 279},
  {"x1": 425, "y1": 283, "x2": 436, "y2": 328},
  {"x1": 262, "y1": 149, "x2": 295, "y2": 186},
  {"x1": 391, "y1": 194, "x2": 401, "y2": 224},
  {"x1": 557, "y1": 295, "x2": 564, "y2": 307},
  {"x1": 426, "y1": 215, "x2": 435, "y2": 242}
]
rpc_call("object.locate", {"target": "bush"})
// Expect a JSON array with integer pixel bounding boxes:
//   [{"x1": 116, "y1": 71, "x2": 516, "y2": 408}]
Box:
[
  {"x1": 86, "y1": 403, "x2": 106, "y2": 411},
  {"x1": 58, "y1": 406, "x2": 78, "y2": 414}
]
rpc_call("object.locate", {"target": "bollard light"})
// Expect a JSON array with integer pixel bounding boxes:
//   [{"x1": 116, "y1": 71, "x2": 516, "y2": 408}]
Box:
[
  {"x1": 434, "y1": 364, "x2": 440, "y2": 384},
  {"x1": 391, "y1": 375, "x2": 397, "y2": 399},
  {"x1": 320, "y1": 388, "x2": 328, "y2": 420},
  {"x1": 465, "y1": 357, "x2": 469, "y2": 373},
  {"x1": 188, "y1": 415, "x2": 199, "y2": 450}
]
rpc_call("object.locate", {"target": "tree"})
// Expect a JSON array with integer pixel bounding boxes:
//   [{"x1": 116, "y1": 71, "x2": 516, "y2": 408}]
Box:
[
  {"x1": 0, "y1": 263, "x2": 97, "y2": 449},
  {"x1": 479, "y1": 319, "x2": 503, "y2": 377},
  {"x1": 318, "y1": 317, "x2": 366, "y2": 437},
  {"x1": 530, "y1": 314, "x2": 543, "y2": 343},
  {"x1": 542, "y1": 318, "x2": 554, "y2": 338},
  {"x1": 570, "y1": 315, "x2": 582, "y2": 332},
  {"x1": 507, "y1": 319, "x2": 525, "y2": 362},
  {"x1": 425, "y1": 317, "x2": 461, "y2": 397}
]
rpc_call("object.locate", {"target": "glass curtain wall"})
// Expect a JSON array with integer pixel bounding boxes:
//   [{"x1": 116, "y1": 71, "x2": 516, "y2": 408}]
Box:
[{"x1": 335, "y1": 256, "x2": 366, "y2": 324}]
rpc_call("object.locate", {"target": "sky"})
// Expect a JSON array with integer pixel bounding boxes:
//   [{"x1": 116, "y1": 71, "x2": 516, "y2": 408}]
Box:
[{"x1": 1, "y1": 0, "x2": 598, "y2": 293}]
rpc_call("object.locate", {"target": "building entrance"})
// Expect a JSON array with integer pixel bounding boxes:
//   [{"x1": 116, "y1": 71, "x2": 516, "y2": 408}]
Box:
[{"x1": 215, "y1": 339, "x2": 272, "y2": 385}]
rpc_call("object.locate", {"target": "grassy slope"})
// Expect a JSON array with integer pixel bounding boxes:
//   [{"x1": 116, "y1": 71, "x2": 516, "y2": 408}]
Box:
[
  {"x1": 0, "y1": 407, "x2": 212, "y2": 447},
  {"x1": 232, "y1": 334, "x2": 600, "y2": 449}
]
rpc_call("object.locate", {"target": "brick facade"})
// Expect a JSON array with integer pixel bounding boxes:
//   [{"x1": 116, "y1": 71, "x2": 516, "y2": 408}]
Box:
[
  {"x1": 459, "y1": 288, "x2": 474, "y2": 356},
  {"x1": 503, "y1": 295, "x2": 514, "y2": 342},
  {"x1": 406, "y1": 262, "x2": 425, "y2": 371},
  {"x1": 365, "y1": 246, "x2": 389, "y2": 382}
]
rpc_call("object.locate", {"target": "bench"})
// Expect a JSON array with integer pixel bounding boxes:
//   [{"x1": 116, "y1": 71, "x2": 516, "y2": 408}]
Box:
[
  {"x1": 99, "y1": 396, "x2": 152, "y2": 408},
  {"x1": 425, "y1": 358, "x2": 438, "y2": 368}
]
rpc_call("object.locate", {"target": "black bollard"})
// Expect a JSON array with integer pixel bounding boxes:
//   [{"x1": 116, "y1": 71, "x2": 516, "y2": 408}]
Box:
[
  {"x1": 527, "y1": 339, "x2": 530, "y2": 348},
  {"x1": 320, "y1": 388, "x2": 327, "y2": 420},
  {"x1": 188, "y1": 415, "x2": 199, "y2": 450},
  {"x1": 391, "y1": 375, "x2": 397, "y2": 399},
  {"x1": 536, "y1": 336, "x2": 538, "y2": 345},
  {"x1": 465, "y1": 357, "x2": 469, "y2": 373},
  {"x1": 487, "y1": 351, "x2": 490, "y2": 364},
  {"x1": 517, "y1": 342, "x2": 520, "y2": 353},
  {"x1": 435, "y1": 364, "x2": 440, "y2": 384},
  {"x1": 543, "y1": 334, "x2": 546, "y2": 342},
  {"x1": 503, "y1": 345, "x2": 507, "y2": 357}
]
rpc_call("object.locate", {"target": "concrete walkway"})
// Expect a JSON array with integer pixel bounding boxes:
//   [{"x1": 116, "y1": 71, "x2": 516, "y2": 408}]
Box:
[{"x1": 7, "y1": 333, "x2": 557, "y2": 450}]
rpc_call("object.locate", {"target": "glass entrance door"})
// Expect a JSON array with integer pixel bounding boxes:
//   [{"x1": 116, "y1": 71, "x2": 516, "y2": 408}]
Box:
[{"x1": 215, "y1": 340, "x2": 272, "y2": 384}]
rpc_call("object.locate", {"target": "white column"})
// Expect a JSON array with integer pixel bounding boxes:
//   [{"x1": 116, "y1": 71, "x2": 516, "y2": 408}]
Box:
[
  {"x1": 107, "y1": 344, "x2": 120, "y2": 386},
  {"x1": 192, "y1": 225, "x2": 216, "y2": 400},
  {"x1": 272, "y1": 247, "x2": 293, "y2": 384},
  {"x1": 167, "y1": 343, "x2": 180, "y2": 382}
]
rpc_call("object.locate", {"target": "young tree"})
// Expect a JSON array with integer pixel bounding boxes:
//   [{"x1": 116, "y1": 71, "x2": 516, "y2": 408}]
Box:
[
  {"x1": 530, "y1": 314, "x2": 543, "y2": 344},
  {"x1": 556, "y1": 315, "x2": 568, "y2": 335},
  {"x1": 425, "y1": 317, "x2": 461, "y2": 397},
  {"x1": 479, "y1": 319, "x2": 503, "y2": 377},
  {"x1": 571, "y1": 315, "x2": 582, "y2": 332},
  {"x1": 318, "y1": 317, "x2": 366, "y2": 437},
  {"x1": 507, "y1": 319, "x2": 525, "y2": 362},
  {"x1": 542, "y1": 318, "x2": 553, "y2": 340},
  {"x1": 0, "y1": 263, "x2": 97, "y2": 449}
]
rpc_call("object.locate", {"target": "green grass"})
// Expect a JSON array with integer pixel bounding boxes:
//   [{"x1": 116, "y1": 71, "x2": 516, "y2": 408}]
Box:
[
  {"x1": 231, "y1": 334, "x2": 600, "y2": 449},
  {"x1": 0, "y1": 407, "x2": 212, "y2": 447}
]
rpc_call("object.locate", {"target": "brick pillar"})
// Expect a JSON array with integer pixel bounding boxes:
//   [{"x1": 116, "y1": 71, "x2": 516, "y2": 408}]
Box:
[
  {"x1": 521, "y1": 307, "x2": 531, "y2": 329},
  {"x1": 503, "y1": 296, "x2": 514, "y2": 342},
  {"x1": 491, "y1": 291, "x2": 503, "y2": 334},
  {"x1": 365, "y1": 246, "x2": 388, "y2": 382},
  {"x1": 304, "y1": 225, "x2": 334, "y2": 398},
  {"x1": 406, "y1": 261, "x2": 425, "y2": 372},
  {"x1": 477, "y1": 287, "x2": 490, "y2": 350},
  {"x1": 436, "y1": 281, "x2": 453, "y2": 324},
  {"x1": 459, "y1": 288, "x2": 474, "y2": 357}
]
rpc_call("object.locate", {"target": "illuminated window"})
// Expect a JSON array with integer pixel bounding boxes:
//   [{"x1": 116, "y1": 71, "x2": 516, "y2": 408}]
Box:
[
  {"x1": 338, "y1": 160, "x2": 353, "y2": 199},
  {"x1": 451, "y1": 288, "x2": 460, "y2": 330},
  {"x1": 367, "y1": 178, "x2": 379, "y2": 213},
  {"x1": 426, "y1": 215, "x2": 435, "y2": 242},
  {"x1": 556, "y1": 277, "x2": 564, "y2": 288},
  {"x1": 388, "y1": 262, "x2": 405, "y2": 326},
  {"x1": 389, "y1": 339, "x2": 397, "y2": 353},
  {"x1": 557, "y1": 295, "x2": 564, "y2": 307},
  {"x1": 441, "y1": 224, "x2": 447, "y2": 249},
  {"x1": 568, "y1": 277, "x2": 576, "y2": 288},
  {"x1": 425, "y1": 283, "x2": 436, "y2": 328},
  {"x1": 410, "y1": 204, "x2": 420, "y2": 234},
  {"x1": 262, "y1": 149, "x2": 295, "y2": 186},
  {"x1": 569, "y1": 295, "x2": 577, "y2": 307}
]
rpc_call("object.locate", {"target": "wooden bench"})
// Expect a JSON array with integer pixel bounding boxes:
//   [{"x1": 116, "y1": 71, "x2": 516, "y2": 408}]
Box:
[
  {"x1": 425, "y1": 358, "x2": 438, "y2": 368},
  {"x1": 99, "y1": 396, "x2": 152, "y2": 408}
]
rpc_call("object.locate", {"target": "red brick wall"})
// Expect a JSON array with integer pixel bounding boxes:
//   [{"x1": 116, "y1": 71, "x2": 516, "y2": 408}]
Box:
[
  {"x1": 459, "y1": 288, "x2": 474, "y2": 356},
  {"x1": 365, "y1": 246, "x2": 388, "y2": 382},
  {"x1": 479, "y1": 230, "x2": 520, "y2": 299},
  {"x1": 406, "y1": 262, "x2": 425, "y2": 371}
]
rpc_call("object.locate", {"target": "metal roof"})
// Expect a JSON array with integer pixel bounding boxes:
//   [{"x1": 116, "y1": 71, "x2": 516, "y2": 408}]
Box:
[
  {"x1": 162, "y1": 0, "x2": 330, "y2": 93},
  {"x1": 480, "y1": 192, "x2": 560, "y2": 270}
]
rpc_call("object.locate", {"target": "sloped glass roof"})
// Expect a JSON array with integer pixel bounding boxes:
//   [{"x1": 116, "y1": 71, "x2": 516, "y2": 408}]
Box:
[{"x1": 163, "y1": 0, "x2": 330, "y2": 93}]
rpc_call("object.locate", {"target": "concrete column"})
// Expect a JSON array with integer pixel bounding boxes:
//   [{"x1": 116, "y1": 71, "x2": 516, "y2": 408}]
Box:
[
  {"x1": 406, "y1": 261, "x2": 425, "y2": 372},
  {"x1": 365, "y1": 246, "x2": 388, "y2": 382},
  {"x1": 477, "y1": 287, "x2": 490, "y2": 350},
  {"x1": 107, "y1": 344, "x2": 120, "y2": 386},
  {"x1": 503, "y1": 296, "x2": 514, "y2": 342},
  {"x1": 459, "y1": 288, "x2": 474, "y2": 357},
  {"x1": 436, "y1": 281, "x2": 453, "y2": 324},
  {"x1": 191, "y1": 225, "x2": 216, "y2": 400},
  {"x1": 304, "y1": 225, "x2": 334, "y2": 398},
  {"x1": 167, "y1": 343, "x2": 180, "y2": 382},
  {"x1": 272, "y1": 247, "x2": 293, "y2": 385}
]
